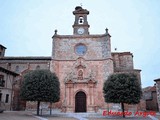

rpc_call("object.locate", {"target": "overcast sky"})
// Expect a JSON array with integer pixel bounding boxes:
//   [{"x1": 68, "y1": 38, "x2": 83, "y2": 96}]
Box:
[{"x1": 0, "y1": 0, "x2": 160, "y2": 88}]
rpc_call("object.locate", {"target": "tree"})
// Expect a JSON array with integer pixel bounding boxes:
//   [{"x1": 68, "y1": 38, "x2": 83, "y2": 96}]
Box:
[
  {"x1": 103, "y1": 73, "x2": 142, "y2": 118},
  {"x1": 20, "y1": 70, "x2": 60, "y2": 115}
]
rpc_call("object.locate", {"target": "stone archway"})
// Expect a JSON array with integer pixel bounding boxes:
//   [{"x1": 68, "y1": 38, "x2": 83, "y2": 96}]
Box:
[{"x1": 75, "y1": 91, "x2": 86, "y2": 112}]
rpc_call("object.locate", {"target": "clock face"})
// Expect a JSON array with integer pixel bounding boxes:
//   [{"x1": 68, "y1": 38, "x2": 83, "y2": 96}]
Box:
[
  {"x1": 75, "y1": 44, "x2": 87, "y2": 55},
  {"x1": 77, "y1": 28, "x2": 85, "y2": 34}
]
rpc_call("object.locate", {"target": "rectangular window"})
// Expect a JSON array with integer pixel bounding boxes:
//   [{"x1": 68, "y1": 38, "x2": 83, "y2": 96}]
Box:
[
  {"x1": 0, "y1": 75, "x2": 5, "y2": 87},
  {"x1": 0, "y1": 93, "x2": 2, "y2": 101},
  {"x1": 5, "y1": 94, "x2": 9, "y2": 103}
]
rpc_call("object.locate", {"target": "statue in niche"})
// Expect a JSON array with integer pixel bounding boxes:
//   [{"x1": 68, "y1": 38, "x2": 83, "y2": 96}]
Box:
[{"x1": 78, "y1": 70, "x2": 83, "y2": 80}]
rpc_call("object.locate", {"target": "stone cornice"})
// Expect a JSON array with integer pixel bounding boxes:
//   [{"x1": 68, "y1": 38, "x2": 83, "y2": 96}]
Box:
[
  {"x1": 114, "y1": 69, "x2": 141, "y2": 73},
  {"x1": 0, "y1": 56, "x2": 51, "y2": 60},
  {"x1": 52, "y1": 34, "x2": 110, "y2": 39},
  {"x1": 112, "y1": 52, "x2": 133, "y2": 56},
  {"x1": 51, "y1": 58, "x2": 113, "y2": 61}
]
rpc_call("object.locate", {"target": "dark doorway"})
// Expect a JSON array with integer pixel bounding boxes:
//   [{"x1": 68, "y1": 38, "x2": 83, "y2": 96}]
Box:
[{"x1": 75, "y1": 91, "x2": 86, "y2": 112}]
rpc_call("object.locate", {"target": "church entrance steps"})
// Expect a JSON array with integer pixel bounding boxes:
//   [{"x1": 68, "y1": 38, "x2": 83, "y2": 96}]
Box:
[{"x1": 31, "y1": 110, "x2": 156, "y2": 120}]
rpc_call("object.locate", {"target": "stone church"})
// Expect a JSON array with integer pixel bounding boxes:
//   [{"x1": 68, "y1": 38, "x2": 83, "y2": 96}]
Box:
[{"x1": 0, "y1": 6, "x2": 141, "y2": 112}]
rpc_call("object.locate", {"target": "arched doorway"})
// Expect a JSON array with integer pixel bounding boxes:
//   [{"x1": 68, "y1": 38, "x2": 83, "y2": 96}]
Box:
[{"x1": 75, "y1": 91, "x2": 86, "y2": 112}]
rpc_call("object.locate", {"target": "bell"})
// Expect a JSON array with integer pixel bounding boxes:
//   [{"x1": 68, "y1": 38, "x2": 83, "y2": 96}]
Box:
[{"x1": 80, "y1": 19, "x2": 83, "y2": 23}]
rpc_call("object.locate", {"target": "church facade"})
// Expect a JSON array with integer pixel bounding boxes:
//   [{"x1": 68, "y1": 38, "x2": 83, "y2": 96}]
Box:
[{"x1": 0, "y1": 6, "x2": 141, "y2": 112}]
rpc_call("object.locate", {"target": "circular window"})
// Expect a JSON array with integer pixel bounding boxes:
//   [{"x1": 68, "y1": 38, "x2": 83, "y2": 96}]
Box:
[{"x1": 75, "y1": 44, "x2": 87, "y2": 56}]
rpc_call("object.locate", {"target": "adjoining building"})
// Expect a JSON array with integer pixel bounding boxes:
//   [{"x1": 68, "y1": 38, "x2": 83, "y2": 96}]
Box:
[
  {"x1": 0, "y1": 6, "x2": 141, "y2": 112},
  {"x1": 0, "y1": 66, "x2": 19, "y2": 110},
  {"x1": 154, "y1": 78, "x2": 160, "y2": 112},
  {"x1": 143, "y1": 85, "x2": 159, "y2": 111}
]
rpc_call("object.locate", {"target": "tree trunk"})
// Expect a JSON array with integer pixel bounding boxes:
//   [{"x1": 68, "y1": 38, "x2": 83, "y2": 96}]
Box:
[
  {"x1": 50, "y1": 102, "x2": 52, "y2": 115},
  {"x1": 37, "y1": 101, "x2": 40, "y2": 116},
  {"x1": 121, "y1": 102, "x2": 125, "y2": 118}
]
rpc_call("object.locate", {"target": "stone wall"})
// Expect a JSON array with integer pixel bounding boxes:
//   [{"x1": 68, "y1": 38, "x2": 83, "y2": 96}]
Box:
[
  {"x1": 112, "y1": 52, "x2": 134, "y2": 72},
  {"x1": 146, "y1": 91, "x2": 158, "y2": 111},
  {"x1": 52, "y1": 34, "x2": 111, "y2": 60}
]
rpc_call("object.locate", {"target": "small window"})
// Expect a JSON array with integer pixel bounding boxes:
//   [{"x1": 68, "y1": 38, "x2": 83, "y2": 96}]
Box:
[
  {"x1": 36, "y1": 65, "x2": 40, "y2": 70},
  {"x1": 15, "y1": 66, "x2": 19, "y2": 72},
  {"x1": 0, "y1": 75, "x2": 5, "y2": 87},
  {"x1": 78, "y1": 16, "x2": 84, "y2": 24},
  {"x1": 5, "y1": 94, "x2": 9, "y2": 103}
]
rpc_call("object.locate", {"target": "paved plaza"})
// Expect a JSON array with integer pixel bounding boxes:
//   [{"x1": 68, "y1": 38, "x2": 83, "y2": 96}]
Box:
[
  {"x1": 0, "y1": 111, "x2": 160, "y2": 120},
  {"x1": 0, "y1": 111, "x2": 38, "y2": 120}
]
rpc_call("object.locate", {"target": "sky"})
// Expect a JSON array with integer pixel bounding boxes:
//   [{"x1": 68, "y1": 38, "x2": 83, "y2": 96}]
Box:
[{"x1": 0, "y1": 0, "x2": 160, "y2": 88}]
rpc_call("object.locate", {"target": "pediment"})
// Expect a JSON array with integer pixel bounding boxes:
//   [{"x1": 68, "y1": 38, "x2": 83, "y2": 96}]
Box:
[
  {"x1": 75, "y1": 64, "x2": 86, "y2": 69},
  {"x1": 88, "y1": 79, "x2": 97, "y2": 84},
  {"x1": 65, "y1": 79, "x2": 75, "y2": 84}
]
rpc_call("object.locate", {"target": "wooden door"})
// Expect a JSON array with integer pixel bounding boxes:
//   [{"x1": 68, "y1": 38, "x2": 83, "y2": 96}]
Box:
[{"x1": 75, "y1": 91, "x2": 86, "y2": 112}]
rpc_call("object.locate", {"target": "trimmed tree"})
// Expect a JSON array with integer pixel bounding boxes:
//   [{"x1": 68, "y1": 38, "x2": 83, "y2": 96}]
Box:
[
  {"x1": 20, "y1": 70, "x2": 60, "y2": 115},
  {"x1": 103, "y1": 73, "x2": 142, "y2": 118}
]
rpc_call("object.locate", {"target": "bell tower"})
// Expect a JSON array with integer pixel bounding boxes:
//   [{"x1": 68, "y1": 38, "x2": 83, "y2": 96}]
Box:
[{"x1": 72, "y1": 6, "x2": 90, "y2": 35}]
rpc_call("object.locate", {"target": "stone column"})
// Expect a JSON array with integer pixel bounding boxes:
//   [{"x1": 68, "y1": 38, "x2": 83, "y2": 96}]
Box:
[
  {"x1": 89, "y1": 86, "x2": 92, "y2": 105},
  {"x1": 66, "y1": 83, "x2": 74, "y2": 112},
  {"x1": 88, "y1": 82, "x2": 95, "y2": 112}
]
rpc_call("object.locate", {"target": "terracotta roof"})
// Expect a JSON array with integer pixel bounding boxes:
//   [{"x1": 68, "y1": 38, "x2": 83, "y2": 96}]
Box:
[
  {"x1": 149, "y1": 86, "x2": 156, "y2": 92},
  {"x1": 0, "y1": 66, "x2": 19, "y2": 76},
  {"x1": 143, "y1": 86, "x2": 156, "y2": 92},
  {"x1": 142, "y1": 86, "x2": 152, "y2": 92}
]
